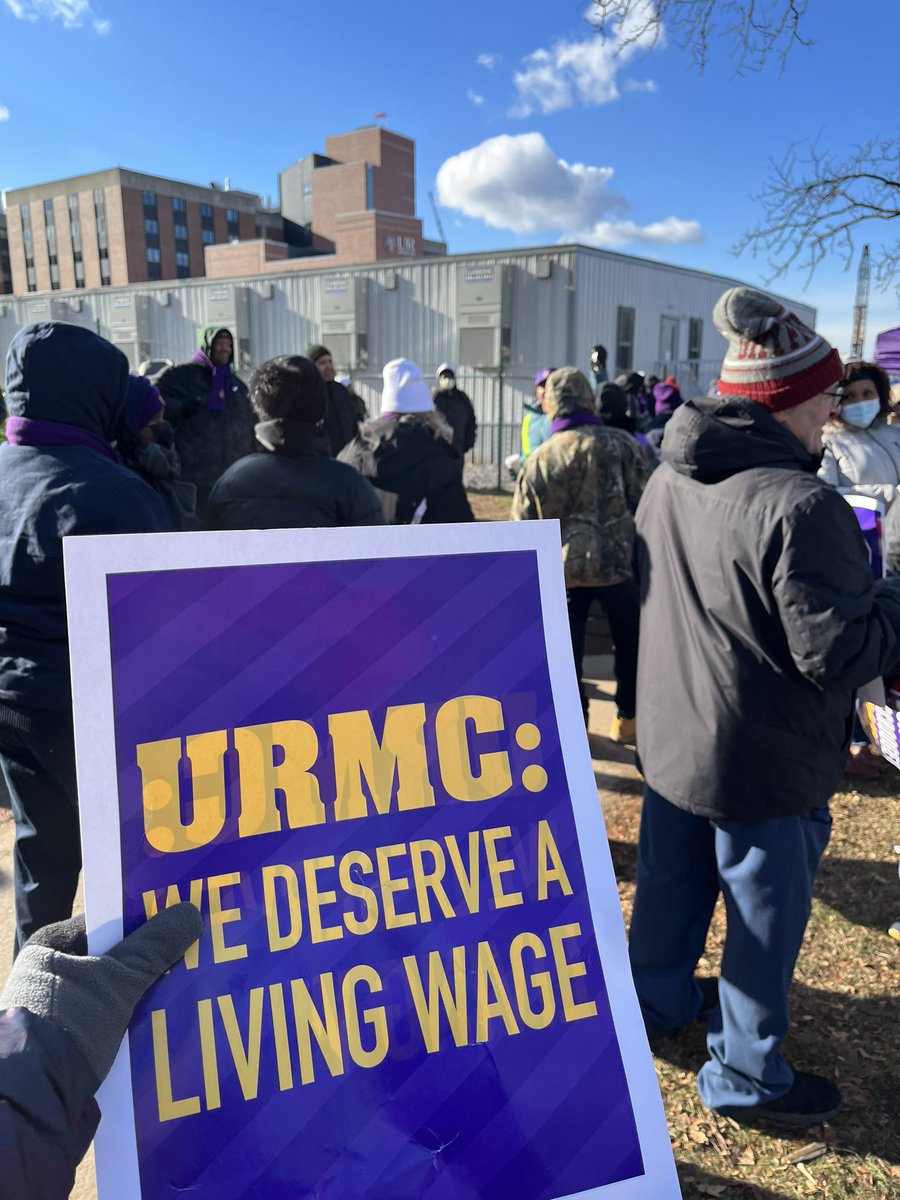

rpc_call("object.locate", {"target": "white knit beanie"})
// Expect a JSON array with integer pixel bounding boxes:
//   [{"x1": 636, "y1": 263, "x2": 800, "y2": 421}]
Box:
[{"x1": 381, "y1": 358, "x2": 433, "y2": 415}]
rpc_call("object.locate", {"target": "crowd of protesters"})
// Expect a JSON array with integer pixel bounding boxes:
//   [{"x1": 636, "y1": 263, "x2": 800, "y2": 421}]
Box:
[{"x1": 1, "y1": 286, "x2": 900, "y2": 1192}]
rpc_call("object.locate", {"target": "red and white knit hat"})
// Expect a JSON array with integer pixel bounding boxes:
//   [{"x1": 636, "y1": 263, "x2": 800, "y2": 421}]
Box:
[{"x1": 713, "y1": 287, "x2": 842, "y2": 412}]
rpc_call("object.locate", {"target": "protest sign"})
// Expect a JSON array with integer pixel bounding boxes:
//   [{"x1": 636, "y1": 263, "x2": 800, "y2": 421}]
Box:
[{"x1": 65, "y1": 521, "x2": 679, "y2": 1200}]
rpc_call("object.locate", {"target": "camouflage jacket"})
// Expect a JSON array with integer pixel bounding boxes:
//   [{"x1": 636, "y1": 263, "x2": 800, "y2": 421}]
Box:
[{"x1": 512, "y1": 424, "x2": 650, "y2": 587}]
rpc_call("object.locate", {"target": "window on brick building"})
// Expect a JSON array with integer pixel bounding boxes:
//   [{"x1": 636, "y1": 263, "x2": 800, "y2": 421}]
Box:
[
  {"x1": 20, "y1": 203, "x2": 37, "y2": 292},
  {"x1": 93, "y1": 188, "x2": 109, "y2": 284}
]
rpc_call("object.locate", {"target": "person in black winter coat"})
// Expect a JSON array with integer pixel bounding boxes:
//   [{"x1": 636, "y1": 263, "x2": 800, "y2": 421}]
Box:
[
  {"x1": 306, "y1": 344, "x2": 362, "y2": 456},
  {"x1": 340, "y1": 359, "x2": 475, "y2": 524},
  {"x1": 156, "y1": 327, "x2": 255, "y2": 514},
  {"x1": 0, "y1": 323, "x2": 169, "y2": 953},
  {"x1": 629, "y1": 288, "x2": 900, "y2": 1128},
  {"x1": 205, "y1": 355, "x2": 383, "y2": 531},
  {"x1": 117, "y1": 375, "x2": 198, "y2": 530},
  {"x1": 0, "y1": 903, "x2": 202, "y2": 1200},
  {"x1": 433, "y1": 363, "x2": 477, "y2": 466}
]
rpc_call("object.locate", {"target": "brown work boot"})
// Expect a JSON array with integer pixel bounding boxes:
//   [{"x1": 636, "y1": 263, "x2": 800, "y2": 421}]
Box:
[{"x1": 609, "y1": 715, "x2": 636, "y2": 744}]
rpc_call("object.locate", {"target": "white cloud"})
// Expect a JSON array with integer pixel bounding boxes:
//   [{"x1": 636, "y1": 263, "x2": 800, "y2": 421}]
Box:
[
  {"x1": 623, "y1": 78, "x2": 657, "y2": 93},
  {"x1": 0, "y1": 105, "x2": 9, "y2": 122},
  {"x1": 436, "y1": 132, "x2": 702, "y2": 250},
  {"x1": 436, "y1": 132, "x2": 623, "y2": 235},
  {"x1": 467, "y1": 89, "x2": 485, "y2": 106},
  {"x1": 3, "y1": 0, "x2": 110, "y2": 32},
  {"x1": 577, "y1": 217, "x2": 704, "y2": 248},
  {"x1": 511, "y1": 1, "x2": 663, "y2": 116},
  {"x1": 476, "y1": 53, "x2": 499, "y2": 70}
]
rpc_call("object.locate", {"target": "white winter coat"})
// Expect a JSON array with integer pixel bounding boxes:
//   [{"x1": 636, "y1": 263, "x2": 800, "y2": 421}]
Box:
[{"x1": 818, "y1": 420, "x2": 900, "y2": 510}]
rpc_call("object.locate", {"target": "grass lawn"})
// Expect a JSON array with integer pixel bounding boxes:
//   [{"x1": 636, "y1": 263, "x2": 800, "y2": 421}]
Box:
[
  {"x1": 593, "y1": 704, "x2": 900, "y2": 1199},
  {"x1": 468, "y1": 488, "x2": 513, "y2": 522}
]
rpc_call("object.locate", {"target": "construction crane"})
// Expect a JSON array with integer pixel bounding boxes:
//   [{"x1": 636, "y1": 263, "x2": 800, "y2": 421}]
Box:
[
  {"x1": 429, "y1": 191, "x2": 447, "y2": 247},
  {"x1": 850, "y1": 244, "x2": 870, "y2": 360}
]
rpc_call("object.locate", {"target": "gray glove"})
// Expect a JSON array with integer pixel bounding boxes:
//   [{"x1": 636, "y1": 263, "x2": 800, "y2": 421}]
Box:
[{"x1": 0, "y1": 903, "x2": 202, "y2": 1083}]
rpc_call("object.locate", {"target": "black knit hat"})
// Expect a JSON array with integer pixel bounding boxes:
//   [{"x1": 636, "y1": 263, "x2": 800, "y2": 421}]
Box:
[
  {"x1": 597, "y1": 382, "x2": 629, "y2": 421},
  {"x1": 305, "y1": 344, "x2": 331, "y2": 364}
]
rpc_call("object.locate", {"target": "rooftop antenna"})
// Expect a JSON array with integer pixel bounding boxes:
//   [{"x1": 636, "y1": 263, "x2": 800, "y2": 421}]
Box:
[
  {"x1": 429, "y1": 191, "x2": 447, "y2": 246},
  {"x1": 850, "y1": 244, "x2": 870, "y2": 360}
]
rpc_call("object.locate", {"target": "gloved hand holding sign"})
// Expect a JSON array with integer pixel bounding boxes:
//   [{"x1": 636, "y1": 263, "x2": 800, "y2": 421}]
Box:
[{"x1": 0, "y1": 903, "x2": 202, "y2": 1200}]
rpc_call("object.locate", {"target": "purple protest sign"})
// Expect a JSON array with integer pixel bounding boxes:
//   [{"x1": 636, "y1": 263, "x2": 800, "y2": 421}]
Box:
[{"x1": 65, "y1": 522, "x2": 679, "y2": 1200}]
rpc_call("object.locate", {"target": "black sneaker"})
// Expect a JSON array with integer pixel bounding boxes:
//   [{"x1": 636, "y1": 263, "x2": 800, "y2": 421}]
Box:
[{"x1": 718, "y1": 1071, "x2": 842, "y2": 1128}]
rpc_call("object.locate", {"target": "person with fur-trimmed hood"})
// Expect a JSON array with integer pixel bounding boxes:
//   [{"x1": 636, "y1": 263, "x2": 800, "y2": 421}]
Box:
[
  {"x1": 511, "y1": 367, "x2": 650, "y2": 740},
  {"x1": 156, "y1": 327, "x2": 254, "y2": 513},
  {"x1": 339, "y1": 359, "x2": 475, "y2": 524},
  {"x1": 433, "y1": 363, "x2": 477, "y2": 466},
  {"x1": 205, "y1": 356, "x2": 382, "y2": 531}
]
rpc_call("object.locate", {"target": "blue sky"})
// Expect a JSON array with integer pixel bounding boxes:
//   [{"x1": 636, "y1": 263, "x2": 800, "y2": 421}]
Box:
[{"x1": 1, "y1": 0, "x2": 897, "y2": 356}]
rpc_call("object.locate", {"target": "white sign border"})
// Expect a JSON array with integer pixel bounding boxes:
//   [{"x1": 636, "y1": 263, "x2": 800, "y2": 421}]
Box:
[{"x1": 64, "y1": 520, "x2": 680, "y2": 1200}]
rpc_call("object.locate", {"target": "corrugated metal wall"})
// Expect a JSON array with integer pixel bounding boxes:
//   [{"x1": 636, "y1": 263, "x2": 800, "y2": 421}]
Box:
[{"x1": 0, "y1": 246, "x2": 819, "y2": 468}]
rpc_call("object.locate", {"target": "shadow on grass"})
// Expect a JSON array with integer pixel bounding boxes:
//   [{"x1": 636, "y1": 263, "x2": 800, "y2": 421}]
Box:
[
  {"x1": 816, "y1": 854, "x2": 900, "y2": 932},
  {"x1": 608, "y1": 838, "x2": 638, "y2": 883},
  {"x1": 588, "y1": 732, "x2": 636, "y2": 766},
  {"x1": 650, "y1": 984, "x2": 900, "y2": 1167},
  {"x1": 677, "y1": 1162, "x2": 793, "y2": 1198}
]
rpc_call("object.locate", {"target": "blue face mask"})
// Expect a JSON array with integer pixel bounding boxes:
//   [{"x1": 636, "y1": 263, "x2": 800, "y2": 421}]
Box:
[{"x1": 842, "y1": 400, "x2": 880, "y2": 429}]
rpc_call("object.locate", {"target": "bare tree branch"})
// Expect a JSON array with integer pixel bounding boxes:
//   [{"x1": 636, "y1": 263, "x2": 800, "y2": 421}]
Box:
[
  {"x1": 589, "y1": 0, "x2": 811, "y2": 74},
  {"x1": 589, "y1": 2, "x2": 898, "y2": 288},
  {"x1": 734, "y1": 140, "x2": 900, "y2": 287}
]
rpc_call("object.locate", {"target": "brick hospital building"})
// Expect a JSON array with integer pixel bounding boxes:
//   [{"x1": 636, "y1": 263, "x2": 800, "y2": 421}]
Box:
[{"x1": 2, "y1": 126, "x2": 444, "y2": 295}]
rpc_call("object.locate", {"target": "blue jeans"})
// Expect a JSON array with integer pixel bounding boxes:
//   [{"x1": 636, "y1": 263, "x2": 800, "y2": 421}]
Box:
[{"x1": 628, "y1": 785, "x2": 832, "y2": 1111}]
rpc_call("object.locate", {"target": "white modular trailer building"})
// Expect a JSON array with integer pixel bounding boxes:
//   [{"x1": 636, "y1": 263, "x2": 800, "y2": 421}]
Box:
[{"x1": 0, "y1": 245, "x2": 816, "y2": 467}]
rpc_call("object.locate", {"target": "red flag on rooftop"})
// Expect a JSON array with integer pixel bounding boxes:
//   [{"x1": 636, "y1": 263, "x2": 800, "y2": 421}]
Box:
[{"x1": 374, "y1": 112, "x2": 387, "y2": 119}]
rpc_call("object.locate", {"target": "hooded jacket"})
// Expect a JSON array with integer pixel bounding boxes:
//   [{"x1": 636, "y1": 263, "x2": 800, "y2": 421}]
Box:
[
  {"x1": 818, "y1": 418, "x2": 900, "y2": 511},
  {"x1": 339, "y1": 413, "x2": 475, "y2": 524},
  {"x1": 205, "y1": 418, "x2": 383, "y2": 531},
  {"x1": 0, "y1": 323, "x2": 169, "y2": 721},
  {"x1": 519, "y1": 397, "x2": 552, "y2": 463},
  {"x1": 511, "y1": 373, "x2": 649, "y2": 588},
  {"x1": 636, "y1": 396, "x2": 900, "y2": 822},
  {"x1": 323, "y1": 379, "x2": 362, "y2": 457},
  {"x1": 432, "y1": 383, "x2": 477, "y2": 460},
  {"x1": 156, "y1": 327, "x2": 255, "y2": 498}
]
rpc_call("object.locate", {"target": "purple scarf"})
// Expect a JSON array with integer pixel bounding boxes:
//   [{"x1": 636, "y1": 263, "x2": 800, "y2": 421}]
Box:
[
  {"x1": 551, "y1": 410, "x2": 604, "y2": 434},
  {"x1": 192, "y1": 350, "x2": 230, "y2": 413},
  {"x1": 5, "y1": 416, "x2": 117, "y2": 461}
]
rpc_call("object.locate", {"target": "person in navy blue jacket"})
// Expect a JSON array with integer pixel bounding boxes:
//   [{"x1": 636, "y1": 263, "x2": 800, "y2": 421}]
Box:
[{"x1": 0, "y1": 322, "x2": 169, "y2": 954}]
